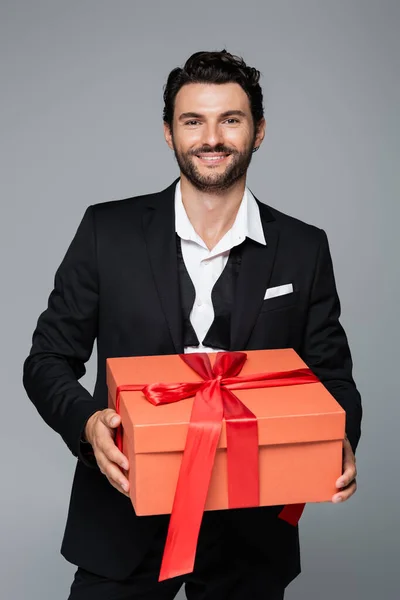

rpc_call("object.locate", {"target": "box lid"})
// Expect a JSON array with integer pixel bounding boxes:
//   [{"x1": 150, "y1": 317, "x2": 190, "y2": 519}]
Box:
[{"x1": 106, "y1": 349, "x2": 346, "y2": 454}]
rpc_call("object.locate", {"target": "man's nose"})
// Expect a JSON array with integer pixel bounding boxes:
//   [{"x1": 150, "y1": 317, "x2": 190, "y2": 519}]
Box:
[{"x1": 201, "y1": 123, "x2": 224, "y2": 148}]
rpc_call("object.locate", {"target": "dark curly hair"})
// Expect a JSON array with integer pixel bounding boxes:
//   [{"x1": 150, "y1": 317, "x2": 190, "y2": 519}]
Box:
[{"x1": 163, "y1": 50, "x2": 264, "y2": 130}]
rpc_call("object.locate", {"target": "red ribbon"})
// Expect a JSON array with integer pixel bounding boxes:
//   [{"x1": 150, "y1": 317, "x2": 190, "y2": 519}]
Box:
[{"x1": 115, "y1": 351, "x2": 319, "y2": 581}]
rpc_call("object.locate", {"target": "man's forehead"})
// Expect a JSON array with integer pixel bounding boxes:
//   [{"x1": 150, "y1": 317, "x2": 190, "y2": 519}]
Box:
[{"x1": 174, "y1": 82, "x2": 251, "y2": 115}]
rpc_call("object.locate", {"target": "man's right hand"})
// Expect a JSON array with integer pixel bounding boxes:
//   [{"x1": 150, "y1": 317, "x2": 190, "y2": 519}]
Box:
[{"x1": 84, "y1": 409, "x2": 130, "y2": 497}]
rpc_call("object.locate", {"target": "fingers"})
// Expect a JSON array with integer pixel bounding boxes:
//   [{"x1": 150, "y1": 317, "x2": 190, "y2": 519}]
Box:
[
  {"x1": 99, "y1": 429, "x2": 129, "y2": 467},
  {"x1": 333, "y1": 437, "x2": 358, "y2": 504},
  {"x1": 89, "y1": 409, "x2": 130, "y2": 497},
  {"x1": 336, "y1": 437, "x2": 357, "y2": 490},
  {"x1": 342, "y1": 436, "x2": 356, "y2": 472},
  {"x1": 100, "y1": 408, "x2": 122, "y2": 429},
  {"x1": 332, "y1": 480, "x2": 357, "y2": 504},
  {"x1": 96, "y1": 449, "x2": 130, "y2": 497}
]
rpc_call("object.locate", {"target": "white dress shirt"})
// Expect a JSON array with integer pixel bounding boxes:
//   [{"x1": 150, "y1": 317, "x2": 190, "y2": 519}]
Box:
[{"x1": 174, "y1": 180, "x2": 266, "y2": 354}]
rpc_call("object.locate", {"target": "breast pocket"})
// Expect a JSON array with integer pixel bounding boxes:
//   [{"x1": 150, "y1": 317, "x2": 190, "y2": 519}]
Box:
[{"x1": 259, "y1": 290, "x2": 299, "y2": 312}]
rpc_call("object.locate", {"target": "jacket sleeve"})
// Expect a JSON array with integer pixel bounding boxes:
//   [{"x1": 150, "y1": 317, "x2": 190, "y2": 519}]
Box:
[
  {"x1": 23, "y1": 206, "x2": 101, "y2": 465},
  {"x1": 300, "y1": 229, "x2": 362, "y2": 453}
]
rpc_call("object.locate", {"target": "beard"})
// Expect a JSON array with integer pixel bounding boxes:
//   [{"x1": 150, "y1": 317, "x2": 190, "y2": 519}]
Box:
[{"x1": 171, "y1": 137, "x2": 256, "y2": 194}]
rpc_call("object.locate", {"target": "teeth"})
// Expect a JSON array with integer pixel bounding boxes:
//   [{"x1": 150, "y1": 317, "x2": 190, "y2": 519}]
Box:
[{"x1": 199, "y1": 156, "x2": 227, "y2": 161}]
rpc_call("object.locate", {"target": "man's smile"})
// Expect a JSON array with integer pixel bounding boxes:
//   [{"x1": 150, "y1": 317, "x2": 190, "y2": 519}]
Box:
[{"x1": 194, "y1": 153, "x2": 231, "y2": 165}]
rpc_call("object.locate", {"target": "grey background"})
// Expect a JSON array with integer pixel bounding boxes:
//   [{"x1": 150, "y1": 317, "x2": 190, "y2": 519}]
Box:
[{"x1": 1, "y1": 1, "x2": 398, "y2": 598}]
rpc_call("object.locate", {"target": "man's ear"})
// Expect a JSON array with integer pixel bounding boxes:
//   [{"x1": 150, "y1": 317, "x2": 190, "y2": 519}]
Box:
[
  {"x1": 254, "y1": 118, "x2": 266, "y2": 150},
  {"x1": 164, "y1": 122, "x2": 174, "y2": 151}
]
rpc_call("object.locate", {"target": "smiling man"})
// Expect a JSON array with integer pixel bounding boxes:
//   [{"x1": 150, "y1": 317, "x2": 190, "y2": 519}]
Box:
[{"x1": 23, "y1": 50, "x2": 362, "y2": 600}]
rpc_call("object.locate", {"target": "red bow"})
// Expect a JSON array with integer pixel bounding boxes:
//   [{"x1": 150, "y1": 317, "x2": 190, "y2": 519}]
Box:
[{"x1": 115, "y1": 351, "x2": 318, "y2": 581}]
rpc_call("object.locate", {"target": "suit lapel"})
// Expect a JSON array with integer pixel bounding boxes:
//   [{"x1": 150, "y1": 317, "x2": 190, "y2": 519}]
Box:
[
  {"x1": 142, "y1": 179, "x2": 183, "y2": 354},
  {"x1": 230, "y1": 200, "x2": 279, "y2": 350}
]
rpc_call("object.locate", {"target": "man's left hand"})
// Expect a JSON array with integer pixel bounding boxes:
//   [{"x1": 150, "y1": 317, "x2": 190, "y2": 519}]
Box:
[{"x1": 332, "y1": 435, "x2": 357, "y2": 503}]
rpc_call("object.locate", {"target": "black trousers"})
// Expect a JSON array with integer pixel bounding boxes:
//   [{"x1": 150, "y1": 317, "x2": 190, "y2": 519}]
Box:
[{"x1": 68, "y1": 514, "x2": 285, "y2": 600}]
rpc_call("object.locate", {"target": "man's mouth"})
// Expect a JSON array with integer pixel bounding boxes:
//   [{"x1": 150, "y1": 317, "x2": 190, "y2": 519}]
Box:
[{"x1": 195, "y1": 153, "x2": 231, "y2": 164}]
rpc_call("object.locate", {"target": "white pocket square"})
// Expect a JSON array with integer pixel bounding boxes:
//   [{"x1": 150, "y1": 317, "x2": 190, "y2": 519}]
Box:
[{"x1": 264, "y1": 283, "x2": 293, "y2": 300}]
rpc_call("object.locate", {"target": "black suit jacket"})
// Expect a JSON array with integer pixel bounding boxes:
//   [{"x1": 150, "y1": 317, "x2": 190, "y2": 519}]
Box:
[{"x1": 23, "y1": 179, "x2": 362, "y2": 586}]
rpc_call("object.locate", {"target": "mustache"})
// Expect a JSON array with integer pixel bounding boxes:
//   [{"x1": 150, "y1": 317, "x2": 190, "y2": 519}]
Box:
[{"x1": 188, "y1": 145, "x2": 237, "y2": 156}]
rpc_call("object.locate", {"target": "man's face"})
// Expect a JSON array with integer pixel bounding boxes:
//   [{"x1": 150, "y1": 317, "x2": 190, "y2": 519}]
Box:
[{"x1": 164, "y1": 83, "x2": 265, "y2": 193}]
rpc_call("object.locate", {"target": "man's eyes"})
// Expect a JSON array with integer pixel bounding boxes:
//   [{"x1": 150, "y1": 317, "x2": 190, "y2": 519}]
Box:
[{"x1": 184, "y1": 118, "x2": 240, "y2": 126}]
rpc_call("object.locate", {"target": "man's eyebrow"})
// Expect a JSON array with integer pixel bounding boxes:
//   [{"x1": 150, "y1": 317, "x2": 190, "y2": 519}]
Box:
[
  {"x1": 219, "y1": 110, "x2": 247, "y2": 118},
  {"x1": 178, "y1": 110, "x2": 248, "y2": 121},
  {"x1": 178, "y1": 112, "x2": 204, "y2": 121}
]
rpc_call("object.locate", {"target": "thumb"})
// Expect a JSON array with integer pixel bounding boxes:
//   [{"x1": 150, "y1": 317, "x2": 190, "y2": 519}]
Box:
[{"x1": 102, "y1": 409, "x2": 121, "y2": 428}]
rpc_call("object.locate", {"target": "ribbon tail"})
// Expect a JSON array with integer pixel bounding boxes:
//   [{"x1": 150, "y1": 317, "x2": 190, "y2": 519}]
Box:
[
  {"x1": 278, "y1": 503, "x2": 306, "y2": 526},
  {"x1": 115, "y1": 424, "x2": 123, "y2": 453},
  {"x1": 223, "y1": 388, "x2": 259, "y2": 509},
  {"x1": 115, "y1": 390, "x2": 123, "y2": 453},
  {"x1": 158, "y1": 385, "x2": 223, "y2": 581}
]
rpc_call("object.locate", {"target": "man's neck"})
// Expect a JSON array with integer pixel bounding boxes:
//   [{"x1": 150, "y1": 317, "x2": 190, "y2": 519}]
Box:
[{"x1": 180, "y1": 174, "x2": 246, "y2": 251}]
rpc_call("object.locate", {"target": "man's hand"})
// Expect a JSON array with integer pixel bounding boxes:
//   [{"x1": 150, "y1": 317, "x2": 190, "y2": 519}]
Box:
[
  {"x1": 84, "y1": 409, "x2": 130, "y2": 497},
  {"x1": 332, "y1": 435, "x2": 357, "y2": 503}
]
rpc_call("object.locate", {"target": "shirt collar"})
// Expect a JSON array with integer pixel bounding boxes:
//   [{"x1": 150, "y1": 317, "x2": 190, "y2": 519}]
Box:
[{"x1": 174, "y1": 180, "x2": 266, "y2": 250}]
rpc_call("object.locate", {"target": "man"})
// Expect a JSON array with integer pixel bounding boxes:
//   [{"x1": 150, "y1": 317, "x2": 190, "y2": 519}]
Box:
[{"x1": 23, "y1": 50, "x2": 362, "y2": 599}]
